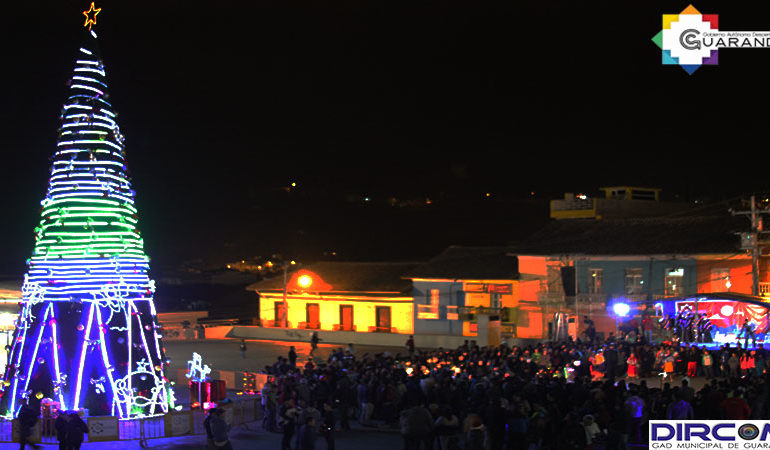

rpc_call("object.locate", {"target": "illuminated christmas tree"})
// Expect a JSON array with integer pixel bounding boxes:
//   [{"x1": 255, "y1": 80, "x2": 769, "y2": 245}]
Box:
[{"x1": 0, "y1": 3, "x2": 174, "y2": 419}]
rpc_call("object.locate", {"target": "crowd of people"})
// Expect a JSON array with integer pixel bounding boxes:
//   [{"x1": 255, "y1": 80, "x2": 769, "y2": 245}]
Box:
[{"x1": 258, "y1": 329, "x2": 770, "y2": 450}]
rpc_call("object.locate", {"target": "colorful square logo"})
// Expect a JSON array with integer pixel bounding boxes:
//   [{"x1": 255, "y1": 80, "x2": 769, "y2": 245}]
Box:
[{"x1": 652, "y1": 5, "x2": 719, "y2": 74}]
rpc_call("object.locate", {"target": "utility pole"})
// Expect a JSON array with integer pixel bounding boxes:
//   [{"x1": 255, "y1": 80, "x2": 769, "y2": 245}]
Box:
[
  {"x1": 281, "y1": 260, "x2": 297, "y2": 327},
  {"x1": 731, "y1": 195, "x2": 769, "y2": 296}
]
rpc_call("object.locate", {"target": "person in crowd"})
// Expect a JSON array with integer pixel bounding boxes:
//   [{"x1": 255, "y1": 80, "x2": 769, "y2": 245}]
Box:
[
  {"x1": 679, "y1": 379, "x2": 694, "y2": 403},
  {"x1": 63, "y1": 412, "x2": 88, "y2": 450},
  {"x1": 262, "y1": 378, "x2": 278, "y2": 432},
  {"x1": 686, "y1": 346, "x2": 698, "y2": 378},
  {"x1": 406, "y1": 335, "x2": 416, "y2": 357},
  {"x1": 663, "y1": 350, "x2": 676, "y2": 382},
  {"x1": 289, "y1": 346, "x2": 298, "y2": 368},
  {"x1": 18, "y1": 402, "x2": 41, "y2": 450},
  {"x1": 582, "y1": 414, "x2": 603, "y2": 450},
  {"x1": 400, "y1": 398, "x2": 433, "y2": 450},
  {"x1": 310, "y1": 332, "x2": 321, "y2": 356},
  {"x1": 434, "y1": 406, "x2": 460, "y2": 450},
  {"x1": 626, "y1": 351, "x2": 639, "y2": 379},
  {"x1": 210, "y1": 408, "x2": 232, "y2": 450},
  {"x1": 55, "y1": 411, "x2": 71, "y2": 450},
  {"x1": 296, "y1": 399, "x2": 321, "y2": 449},
  {"x1": 297, "y1": 416, "x2": 318, "y2": 450},
  {"x1": 463, "y1": 413, "x2": 485, "y2": 450},
  {"x1": 666, "y1": 392, "x2": 694, "y2": 420},
  {"x1": 204, "y1": 407, "x2": 217, "y2": 449},
  {"x1": 728, "y1": 352, "x2": 740, "y2": 378},
  {"x1": 624, "y1": 389, "x2": 645, "y2": 444},
  {"x1": 702, "y1": 349, "x2": 714, "y2": 379},
  {"x1": 722, "y1": 390, "x2": 751, "y2": 420},
  {"x1": 321, "y1": 401, "x2": 336, "y2": 450},
  {"x1": 239, "y1": 339, "x2": 247, "y2": 359},
  {"x1": 280, "y1": 399, "x2": 298, "y2": 450}
]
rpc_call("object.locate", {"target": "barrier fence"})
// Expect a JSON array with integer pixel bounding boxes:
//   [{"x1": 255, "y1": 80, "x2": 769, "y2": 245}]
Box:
[{"x1": 0, "y1": 397, "x2": 262, "y2": 447}]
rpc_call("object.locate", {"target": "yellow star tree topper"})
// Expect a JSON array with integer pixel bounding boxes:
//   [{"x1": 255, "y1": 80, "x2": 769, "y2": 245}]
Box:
[{"x1": 83, "y1": 2, "x2": 101, "y2": 31}]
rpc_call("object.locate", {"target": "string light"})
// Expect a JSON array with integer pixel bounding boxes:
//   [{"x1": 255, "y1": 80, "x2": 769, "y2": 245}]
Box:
[{"x1": 0, "y1": 5, "x2": 172, "y2": 419}]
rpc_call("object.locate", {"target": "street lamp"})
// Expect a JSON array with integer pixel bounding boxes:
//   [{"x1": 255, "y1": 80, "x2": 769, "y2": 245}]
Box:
[
  {"x1": 297, "y1": 274, "x2": 313, "y2": 289},
  {"x1": 281, "y1": 260, "x2": 297, "y2": 327}
]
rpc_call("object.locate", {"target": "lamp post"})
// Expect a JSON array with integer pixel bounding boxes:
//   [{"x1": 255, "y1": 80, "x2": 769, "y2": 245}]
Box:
[{"x1": 282, "y1": 260, "x2": 296, "y2": 327}]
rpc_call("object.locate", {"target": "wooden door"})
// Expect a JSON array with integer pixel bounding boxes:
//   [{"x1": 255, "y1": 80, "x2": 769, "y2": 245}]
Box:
[
  {"x1": 274, "y1": 302, "x2": 285, "y2": 326},
  {"x1": 306, "y1": 303, "x2": 320, "y2": 329},
  {"x1": 340, "y1": 305, "x2": 354, "y2": 331}
]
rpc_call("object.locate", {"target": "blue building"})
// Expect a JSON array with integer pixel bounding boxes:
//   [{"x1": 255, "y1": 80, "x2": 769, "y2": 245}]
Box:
[
  {"x1": 404, "y1": 246, "x2": 535, "y2": 345},
  {"x1": 511, "y1": 215, "x2": 756, "y2": 337}
]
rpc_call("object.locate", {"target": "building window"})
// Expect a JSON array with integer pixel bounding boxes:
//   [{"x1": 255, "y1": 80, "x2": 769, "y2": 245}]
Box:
[
  {"x1": 490, "y1": 293, "x2": 502, "y2": 309},
  {"x1": 446, "y1": 305, "x2": 459, "y2": 320},
  {"x1": 417, "y1": 288, "x2": 440, "y2": 319},
  {"x1": 711, "y1": 268, "x2": 731, "y2": 292},
  {"x1": 588, "y1": 269, "x2": 603, "y2": 294},
  {"x1": 625, "y1": 268, "x2": 644, "y2": 295},
  {"x1": 665, "y1": 268, "x2": 685, "y2": 297}
]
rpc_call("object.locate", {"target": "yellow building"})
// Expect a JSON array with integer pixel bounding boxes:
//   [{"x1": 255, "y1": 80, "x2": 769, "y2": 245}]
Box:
[
  {"x1": 247, "y1": 262, "x2": 418, "y2": 335},
  {"x1": 0, "y1": 281, "x2": 22, "y2": 373}
]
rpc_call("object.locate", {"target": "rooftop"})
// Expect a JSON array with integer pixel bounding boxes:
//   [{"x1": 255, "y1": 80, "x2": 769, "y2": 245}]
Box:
[
  {"x1": 246, "y1": 261, "x2": 420, "y2": 293},
  {"x1": 510, "y1": 215, "x2": 746, "y2": 256},
  {"x1": 404, "y1": 245, "x2": 518, "y2": 280}
]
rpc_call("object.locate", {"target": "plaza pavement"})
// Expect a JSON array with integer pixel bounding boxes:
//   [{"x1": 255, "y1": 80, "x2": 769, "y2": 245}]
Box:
[{"x1": 77, "y1": 421, "x2": 403, "y2": 450}]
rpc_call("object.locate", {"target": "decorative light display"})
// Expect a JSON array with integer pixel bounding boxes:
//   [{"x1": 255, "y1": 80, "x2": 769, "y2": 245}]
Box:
[
  {"x1": 186, "y1": 352, "x2": 214, "y2": 409},
  {"x1": 0, "y1": 4, "x2": 174, "y2": 419},
  {"x1": 185, "y1": 353, "x2": 211, "y2": 383},
  {"x1": 612, "y1": 302, "x2": 631, "y2": 317},
  {"x1": 82, "y1": 2, "x2": 101, "y2": 31}
]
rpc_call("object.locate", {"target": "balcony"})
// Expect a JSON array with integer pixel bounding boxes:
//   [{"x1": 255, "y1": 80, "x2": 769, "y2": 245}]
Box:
[
  {"x1": 536, "y1": 292, "x2": 667, "y2": 305},
  {"x1": 550, "y1": 197, "x2": 596, "y2": 220},
  {"x1": 458, "y1": 306, "x2": 502, "y2": 316},
  {"x1": 416, "y1": 304, "x2": 439, "y2": 319}
]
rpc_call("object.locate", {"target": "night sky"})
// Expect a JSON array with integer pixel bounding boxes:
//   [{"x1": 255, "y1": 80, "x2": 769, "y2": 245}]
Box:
[{"x1": 0, "y1": 1, "x2": 768, "y2": 276}]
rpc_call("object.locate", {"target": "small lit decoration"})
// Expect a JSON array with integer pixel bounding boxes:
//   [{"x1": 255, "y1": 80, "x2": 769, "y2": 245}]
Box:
[
  {"x1": 0, "y1": 4, "x2": 172, "y2": 419},
  {"x1": 186, "y1": 352, "x2": 212, "y2": 409},
  {"x1": 185, "y1": 352, "x2": 211, "y2": 382},
  {"x1": 82, "y1": 2, "x2": 101, "y2": 31}
]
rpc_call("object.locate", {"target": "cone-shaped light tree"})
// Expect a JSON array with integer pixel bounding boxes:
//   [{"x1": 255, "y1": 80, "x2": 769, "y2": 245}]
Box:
[{"x1": 0, "y1": 3, "x2": 174, "y2": 419}]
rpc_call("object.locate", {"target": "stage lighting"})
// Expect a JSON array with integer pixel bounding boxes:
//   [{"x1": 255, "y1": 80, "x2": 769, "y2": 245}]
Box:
[{"x1": 613, "y1": 302, "x2": 631, "y2": 317}]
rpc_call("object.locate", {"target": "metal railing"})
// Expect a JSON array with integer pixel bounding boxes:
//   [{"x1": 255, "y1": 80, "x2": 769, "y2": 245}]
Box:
[
  {"x1": 537, "y1": 292, "x2": 667, "y2": 305},
  {"x1": 0, "y1": 398, "x2": 261, "y2": 446}
]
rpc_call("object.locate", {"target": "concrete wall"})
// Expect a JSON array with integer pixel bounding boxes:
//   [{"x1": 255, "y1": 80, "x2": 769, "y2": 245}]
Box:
[
  {"x1": 158, "y1": 311, "x2": 209, "y2": 325},
  {"x1": 227, "y1": 325, "x2": 470, "y2": 349},
  {"x1": 159, "y1": 311, "x2": 209, "y2": 340}
]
